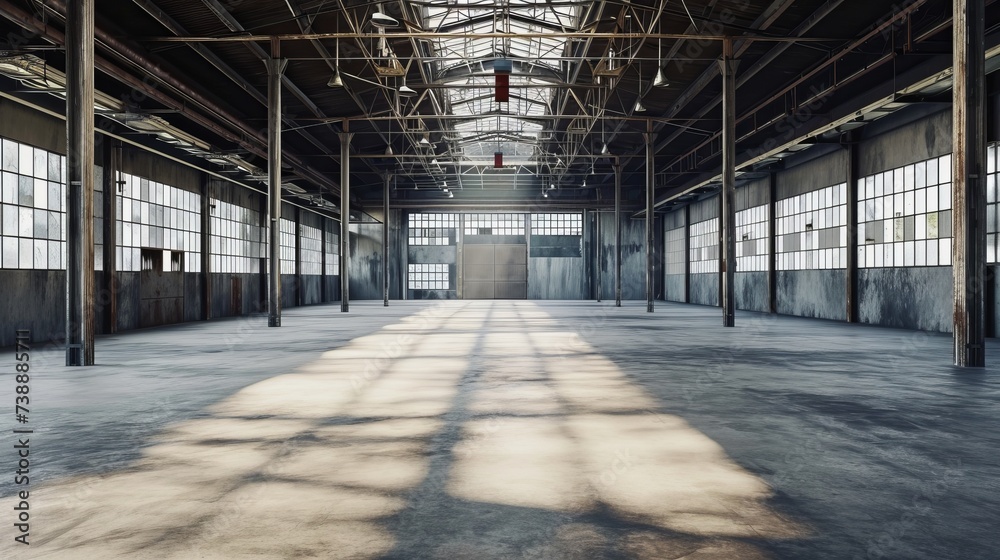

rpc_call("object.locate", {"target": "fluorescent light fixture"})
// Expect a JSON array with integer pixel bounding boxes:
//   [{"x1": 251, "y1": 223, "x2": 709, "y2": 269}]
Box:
[
  {"x1": 398, "y1": 84, "x2": 417, "y2": 98},
  {"x1": 633, "y1": 98, "x2": 646, "y2": 113},
  {"x1": 549, "y1": 183, "x2": 556, "y2": 190}
]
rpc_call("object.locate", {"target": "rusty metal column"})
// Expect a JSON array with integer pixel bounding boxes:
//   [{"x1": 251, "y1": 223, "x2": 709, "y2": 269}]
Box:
[
  {"x1": 383, "y1": 172, "x2": 390, "y2": 307},
  {"x1": 719, "y1": 37, "x2": 738, "y2": 327},
  {"x1": 320, "y1": 219, "x2": 327, "y2": 303},
  {"x1": 953, "y1": 0, "x2": 987, "y2": 367},
  {"x1": 101, "y1": 140, "x2": 118, "y2": 334},
  {"x1": 265, "y1": 44, "x2": 287, "y2": 328},
  {"x1": 596, "y1": 208, "x2": 602, "y2": 302},
  {"x1": 294, "y1": 207, "x2": 302, "y2": 307},
  {"x1": 645, "y1": 120, "x2": 655, "y2": 312},
  {"x1": 614, "y1": 158, "x2": 622, "y2": 307},
  {"x1": 846, "y1": 136, "x2": 860, "y2": 323},
  {"x1": 200, "y1": 174, "x2": 212, "y2": 321},
  {"x1": 66, "y1": 0, "x2": 95, "y2": 366},
  {"x1": 767, "y1": 172, "x2": 778, "y2": 314},
  {"x1": 684, "y1": 205, "x2": 691, "y2": 303},
  {"x1": 340, "y1": 129, "x2": 352, "y2": 312}
]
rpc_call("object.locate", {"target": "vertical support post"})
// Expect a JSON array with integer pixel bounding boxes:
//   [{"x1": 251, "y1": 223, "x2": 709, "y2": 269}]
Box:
[
  {"x1": 645, "y1": 120, "x2": 655, "y2": 312},
  {"x1": 719, "y1": 37, "x2": 738, "y2": 327},
  {"x1": 101, "y1": 139, "x2": 117, "y2": 334},
  {"x1": 66, "y1": 0, "x2": 95, "y2": 366},
  {"x1": 614, "y1": 158, "x2": 622, "y2": 307},
  {"x1": 684, "y1": 205, "x2": 691, "y2": 303},
  {"x1": 340, "y1": 128, "x2": 352, "y2": 312},
  {"x1": 596, "y1": 207, "x2": 602, "y2": 302},
  {"x1": 320, "y1": 218, "x2": 327, "y2": 303},
  {"x1": 953, "y1": 0, "x2": 987, "y2": 367},
  {"x1": 265, "y1": 41, "x2": 287, "y2": 328},
  {"x1": 200, "y1": 174, "x2": 212, "y2": 321},
  {"x1": 383, "y1": 172, "x2": 390, "y2": 307},
  {"x1": 294, "y1": 206, "x2": 302, "y2": 307},
  {"x1": 845, "y1": 136, "x2": 860, "y2": 322},
  {"x1": 767, "y1": 172, "x2": 778, "y2": 314}
]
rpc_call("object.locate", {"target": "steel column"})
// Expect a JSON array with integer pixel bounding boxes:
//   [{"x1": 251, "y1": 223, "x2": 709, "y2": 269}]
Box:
[
  {"x1": 953, "y1": 0, "x2": 987, "y2": 367},
  {"x1": 614, "y1": 158, "x2": 622, "y2": 307},
  {"x1": 719, "y1": 37, "x2": 738, "y2": 327},
  {"x1": 767, "y1": 172, "x2": 778, "y2": 314},
  {"x1": 340, "y1": 130, "x2": 352, "y2": 312},
  {"x1": 684, "y1": 205, "x2": 691, "y2": 303},
  {"x1": 265, "y1": 48, "x2": 287, "y2": 328},
  {"x1": 101, "y1": 139, "x2": 117, "y2": 334},
  {"x1": 65, "y1": 0, "x2": 95, "y2": 366},
  {"x1": 383, "y1": 172, "x2": 390, "y2": 307},
  {"x1": 645, "y1": 121, "x2": 655, "y2": 312},
  {"x1": 200, "y1": 174, "x2": 212, "y2": 321},
  {"x1": 846, "y1": 136, "x2": 860, "y2": 322},
  {"x1": 294, "y1": 207, "x2": 302, "y2": 307},
  {"x1": 320, "y1": 219, "x2": 327, "y2": 303},
  {"x1": 596, "y1": 208, "x2": 602, "y2": 302}
]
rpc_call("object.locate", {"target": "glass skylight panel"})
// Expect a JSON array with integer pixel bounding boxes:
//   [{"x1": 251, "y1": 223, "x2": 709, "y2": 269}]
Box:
[{"x1": 420, "y1": 1, "x2": 581, "y2": 162}]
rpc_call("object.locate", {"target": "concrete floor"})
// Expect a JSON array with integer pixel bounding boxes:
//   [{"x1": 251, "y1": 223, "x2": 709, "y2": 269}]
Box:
[{"x1": 1, "y1": 301, "x2": 999, "y2": 559}]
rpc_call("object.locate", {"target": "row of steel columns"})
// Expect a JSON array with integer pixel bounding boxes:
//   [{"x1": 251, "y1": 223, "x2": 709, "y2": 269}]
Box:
[{"x1": 62, "y1": 0, "x2": 988, "y2": 367}]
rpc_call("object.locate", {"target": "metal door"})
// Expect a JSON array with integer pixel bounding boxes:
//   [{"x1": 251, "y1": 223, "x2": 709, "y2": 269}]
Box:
[{"x1": 461, "y1": 244, "x2": 526, "y2": 299}]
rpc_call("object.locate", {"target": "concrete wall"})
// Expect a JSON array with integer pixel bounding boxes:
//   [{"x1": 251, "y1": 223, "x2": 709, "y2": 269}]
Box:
[
  {"x1": 690, "y1": 274, "x2": 719, "y2": 306},
  {"x1": 858, "y1": 267, "x2": 952, "y2": 332}
]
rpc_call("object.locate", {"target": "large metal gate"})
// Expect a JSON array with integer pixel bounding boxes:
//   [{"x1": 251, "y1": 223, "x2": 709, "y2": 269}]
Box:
[{"x1": 462, "y1": 244, "x2": 527, "y2": 299}]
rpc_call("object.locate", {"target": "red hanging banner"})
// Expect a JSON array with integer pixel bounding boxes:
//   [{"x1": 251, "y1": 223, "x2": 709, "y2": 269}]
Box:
[
  {"x1": 495, "y1": 74, "x2": 509, "y2": 102},
  {"x1": 494, "y1": 152, "x2": 503, "y2": 168}
]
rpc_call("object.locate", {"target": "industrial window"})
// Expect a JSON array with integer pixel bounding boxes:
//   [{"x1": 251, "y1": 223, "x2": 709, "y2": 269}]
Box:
[
  {"x1": 409, "y1": 213, "x2": 458, "y2": 245},
  {"x1": 300, "y1": 223, "x2": 323, "y2": 275},
  {"x1": 324, "y1": 219, "x2": 339, "y2": 276},
  {"x1": 117, "y1": 172, "x2": 201, "y2": 272},
  {"x1": 857, "y1": 155, "x2": 952, "y2": 268},
  {"x1": 777, "y1": 183, "x2": 846, "y2": 270},
  {"x1": 665, "y1": 225, "x2": 686, "y2": 276},
  {"x1": 531, "y1": 213, "x2": 583, "y2": 235},
  {"x1": 0, "y1": 138, "x2": 65, "y2": 270},
  {"x1": 736, "y1": 204, "x2": 769, "y2": 272},
  {"x1": 689, "y1": 218, "x2": 719, "y2": 274},
  {"x1": 464, "y1": 213, "x2": 526, "y2": 236},
  {"x1": 986, "y1": 144, "x2": 999, "y2": 263},
  {"x1": 408, "y1": 263, "x2": 449, "y2": 290},
  {"x1": 279, "y1": 217, "x2": 296, "y2": 275},
  {"x1": 210, "y1": 199, "x2": 264, "y2": 274}
]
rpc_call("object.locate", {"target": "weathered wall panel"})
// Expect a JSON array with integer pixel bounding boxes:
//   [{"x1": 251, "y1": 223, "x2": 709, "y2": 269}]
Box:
[
  {"x1": 858, "y1": 267, "x2": 952, "y2": 332},
  {"x1": 736, "y1": 271, "x2": 769, "y2": 312},
  {"x1": 528, "y1": 257, "x2": 586, "y2": 299},
  {"x1": 349, "y1": 223, "x2": 383, "y2": 300},
  {"x1": 776, "y1": 270, "x2": 846, "y2": 321},
  {"x1": 690, "y1": 273, "x2": 719, "y2": 306},
  {"x1": 596, "y1": 212, "x2": 645, "y2": 300}
]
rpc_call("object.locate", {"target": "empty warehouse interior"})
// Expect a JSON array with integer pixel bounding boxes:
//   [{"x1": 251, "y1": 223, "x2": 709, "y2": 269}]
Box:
[{"x1": 2, "y1": 0, "x2": 1000, "y2": 558}]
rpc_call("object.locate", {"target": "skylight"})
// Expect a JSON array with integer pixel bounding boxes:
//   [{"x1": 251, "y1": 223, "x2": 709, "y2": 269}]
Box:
[{"x1": 421, "y1": 0, "x2": 582, "y2": 163}]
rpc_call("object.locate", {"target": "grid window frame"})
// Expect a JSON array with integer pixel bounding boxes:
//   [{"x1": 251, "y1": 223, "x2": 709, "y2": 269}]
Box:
[
  {"x1": 776, "y1": 183, "x2": 847, "y2": 271},
  {"x1": 689, "y1": 217, "x2": 719, "y2": 274},
  {"x1": 463, "y1": 213, "x2": 526, "y2": 236},
  {"x1": 409, "y1": 213, "x2": 459, "y2": 245},
  {"x1": 736, "y1": 203, "x2": 769, "y2": 272},
  {"x1": 408, "y1": 263, "x2": 449, "y2": 290},
  {"x1": 530, "y1": 212, "x2": 583, "y2": 236},
  {"x1": 665, "y1": 225, "x2": 686, "y2": 276},
  {"x1": 857, "y1": 155, "x2": 953, "y2": 268}
]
